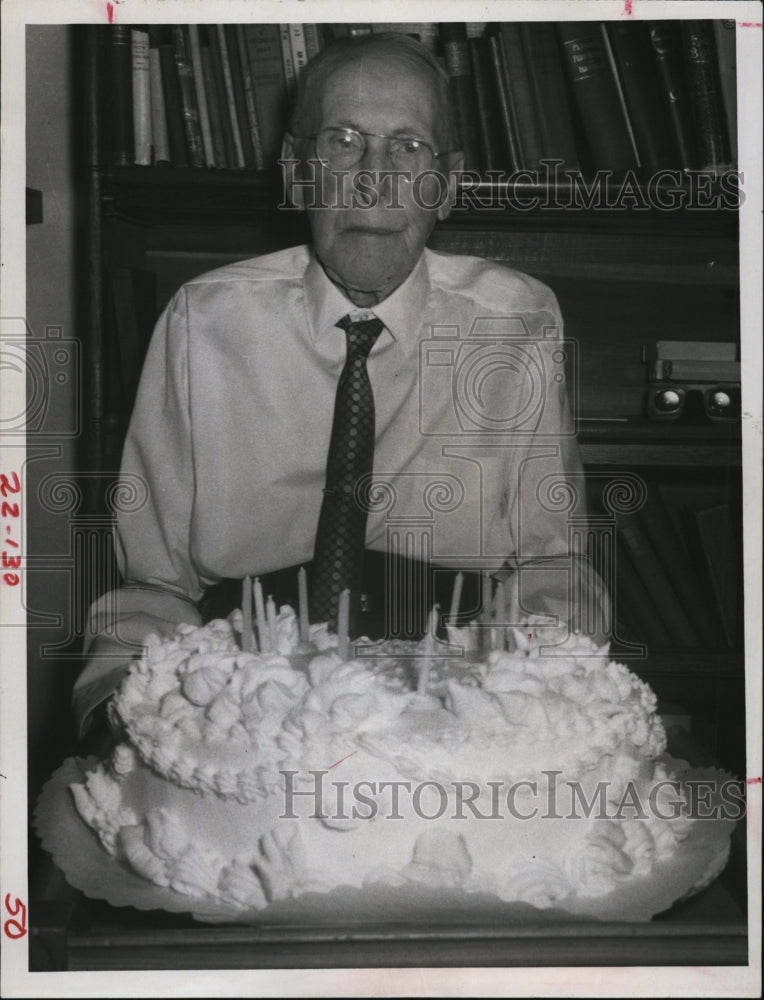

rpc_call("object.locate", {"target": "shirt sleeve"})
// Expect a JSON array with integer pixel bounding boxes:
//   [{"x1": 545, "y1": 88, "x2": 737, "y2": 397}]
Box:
[
  {"x1": 503, "y1": 292, "x2": 611, "y2": 644},
  {"x1": 72, "y1": 288, "x2": 204, "y2": 736}
]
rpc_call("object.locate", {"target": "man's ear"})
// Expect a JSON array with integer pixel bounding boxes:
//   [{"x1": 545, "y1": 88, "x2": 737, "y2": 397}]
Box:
[
  {"x1": 437, "y1": 150, "x2": 465, "y2": 222},
  {"x1": 281, "y1": 133, "x2": 305, "y2": 211}
]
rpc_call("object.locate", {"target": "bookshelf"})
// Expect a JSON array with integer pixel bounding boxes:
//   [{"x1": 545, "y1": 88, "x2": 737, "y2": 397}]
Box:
[{"x1": 74, "y1": 22, "x2": 744, "y2": 769}]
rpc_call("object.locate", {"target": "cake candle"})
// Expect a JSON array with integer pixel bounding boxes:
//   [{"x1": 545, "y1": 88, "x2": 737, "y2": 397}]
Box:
[
  {"x1": 449, "y1": 571, "x2": 463, "y2": 625},
  {"x1": 482, "y1": 571, "x2": 493, "y2": 651},
  {"x1": 266, "y1": 595, "x2": 278, "y2": 653},
  {"x1": 337, "y1": 588, "x2": 350, "y2": 660},
  {"x1": 494, "y1": 580, "x2": 506, "y2": 652},
  {"x1": 482, "y1": 571, "x2": 493, "y2": 620},
  {"x1": 298, "y1": 566, "x2": 310, "y2": 643},
  {"x1": 254, "y1": 578, "x2": 269, "y2": 652},
  {"x1": 241, "y1": 575, "x2": 255, "y2": 652},
  {"x1": 419, "y1": 604, "x2": 439, "y2": 695}
]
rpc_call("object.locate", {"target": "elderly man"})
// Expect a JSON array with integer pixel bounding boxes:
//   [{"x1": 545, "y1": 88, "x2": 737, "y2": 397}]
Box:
[{"x1": 73, "y1": 33, "x2": 606, "y2": 737}]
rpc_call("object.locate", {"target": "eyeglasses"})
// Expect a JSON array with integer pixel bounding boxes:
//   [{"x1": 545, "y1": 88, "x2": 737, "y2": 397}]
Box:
[{"x1": 292, "y1": 127, "x2": 451, "y2": 171}]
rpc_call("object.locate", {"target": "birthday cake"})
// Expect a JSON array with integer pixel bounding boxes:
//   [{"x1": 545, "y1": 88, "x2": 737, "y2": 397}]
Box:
[{"x1": 67, "y1": 605, "x2": 719, "y2": 916}]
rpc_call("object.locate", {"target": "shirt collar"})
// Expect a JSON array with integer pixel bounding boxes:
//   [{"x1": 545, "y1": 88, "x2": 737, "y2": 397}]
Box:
[{"x1": 304, "y1": 248, "x2": 431, "y2": 358}]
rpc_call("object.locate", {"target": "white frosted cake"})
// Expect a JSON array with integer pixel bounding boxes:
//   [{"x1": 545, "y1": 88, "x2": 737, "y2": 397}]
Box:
[{"x1": 67, "y1": 607, "x2": 711, "y2": 916}]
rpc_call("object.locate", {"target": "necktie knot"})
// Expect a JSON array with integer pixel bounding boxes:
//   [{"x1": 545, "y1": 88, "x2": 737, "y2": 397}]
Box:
[{"x1": 336, "y1": 315, "x2": 384, "y2": 361}]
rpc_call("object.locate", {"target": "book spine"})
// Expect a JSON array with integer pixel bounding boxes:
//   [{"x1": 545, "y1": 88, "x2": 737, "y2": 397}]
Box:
[
  {"x1": 110, "y1": 26, "x2": 134, "y2": 167},
  {"x1": 614, "y1": 539, "x2": 674, "y2": 648},
  {"x1": 158, "y1": 33, "x2": 188, "y2": 168},
  {"x1": 110, "y1": 267, "x2": 157, "y2": 409},
  {"x1": 636, "y1": 485, "x2": 719, "y2": 646},
  {"x1": 215, "y1": 25, "x2": 246, "y2": 169},
  {"x1": 605, "y1": 22, "x2": 680, "y2": 172},
  {"x1": 372, "y1": 23, "x2": 440, "y2": 53},
  {"x1": 520, "y1": 22, "x2": 580, "y2": 171},
  {"x1": 469, "y1": 36, "x2": 508, "y2": 172},
  {"x1": 303, "y1": 23, "x2": 321, "y2": 61},
  {"x1": 599, "y1": 24, "x2": 641, "y2": 169},
  {"x1": 147, "y1": 31, "x2": 171, "y2": 166},
  {"x1": 557, "y1": 21, "x2": 638, "y2": 173},
  {"x1": 616, "y1": 514, "x2": 700, "y2": 647},
  {"x1": 289, "y1": 23, "x2": 309, "y2": 80},
  {"x1": 713, "y1": 19, "x2": 738, "y2": 164},
  {"x1": 243, "y1": 24, "x2": 288, "y2": 167},
  {"x1": 488, "y1": 30, "x2": 522, "y2": 173},
  {"x1": 441, "y1": 24, "x2": 481, "y2": 171},
  {"x1": 207, "y1": 25, "x2": 235, "y2": 168},
  {"x1": 235, "y1": 25, "x2": 265, "y2": 170},
  {"x1": 647, "y1": 21, "x2": 699, "y2": 171},
  {"x1": 499, "y1": 23, "x2": 545, "y2": 170},
  {"x1": 223, "y1": 24, "x2": 255, "y2": 169},
  {"x1": 692, "y1": 504, "x2": 740, "y2": 647},
  {"x1": 187, "y1": 25, "x2": 215, "y2": 168},
  {"x1": 681, "y1": 20, "x2": 732, "y2": 171},
  {"x1": 172, "y1": 26, "x2": 205, "y2": 169},
  {"x1": 280, "y1": 24, "x2": 297, "y2": 97},
  {"x1": 200, "y1": 37, "x2": 226, "y2": 169},
  {"x1": 131, "y1": 29, "x2": 152, "y2": 166}
]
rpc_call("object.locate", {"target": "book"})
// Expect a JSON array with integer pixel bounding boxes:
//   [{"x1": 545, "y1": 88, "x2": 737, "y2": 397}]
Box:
[
  {"x1": 235, "y1": 25, "x2": 265, "y2": 170},
  {"x1": 223, "y1": 24, "x2": 256, "y2": 169},
  {"x1": 470, "y1": 35, "x2": 508, "y2": 172},
  {"x1": 613, "y1": 537, "x2": 674, "y2": 648},
  {"x1": 557, "y1": 21, "x2": 638, "y2": 172},
  {"x1": 487, "y1": 28, "x2": 522, "y2": 173},
  {"x1": 499, "y1": 23, "x2": 545, "y2": 170},
  {"x1": 279, "y1": 24, "x2": 297, "y2": 97},
  {"x1": 440, "y1": 23, "x2": 481, "y2": 171},
  {"x1": 109, "y1": 26, "x2": 134, "y2": 167},
  {"x1": 208, "y1": 26, "x2": 238, "y2": 169},
  {"x1": 303, "y1": 23, "x2": 322, "y2": 61},
  {"x1": 681, "y1": 20, "x2": 732, "y2": 171},
  {"x1": 200, "y1": 26, "x2": 229, "y2": 168},
  {"x1": 171, "y1": 26, "x2": 205, "y2": 169},
  {"x1": 652, "y1": 340, "x2": 738, "y2": 361},
  {"x1": 647, "y1": 21, "x2": 699, "y2": 171},
  {"x1": 289, "y1": 23, "x2": 309, "y2": 80},
  {"x1": 714, "y1": 19, "x2": 738, "y2": 164},
  {"x1": 131, "y1": 29, "x2": 152, "y2": 166},
  {"x1": 693, "y1": 504, "x2": 741, "y2": 647},
  {"x1": 216, "y1": 26, "x2": 246, "y2": 169},
  {"x1": 599, "y1": 24, "x2": 641, "y2": 168},
  {"x1": 371, "y1": 23, "x2": 440, "y2": 52},
  {"x1": 158, "y1": 29, "x2": 188, "y2": 168},
  {"x1": 520, "y1": 22, "x2": 580, "y2": 170},
  {"x1": 147, "y1": 28, "x2": 171, "y2": 166},
  {"x1": 243, "y1": 24, "x2": 288, "y2": 167},
  {"x1": 636, "y1": 483, "x2": 720, "y2": 646},
  {"x1": 110, "y1": 267, "x2": 157, "y2": 410},
  {"x1": 605, "y1": 22, "x2": 680, "y2": 171},
  {"x1": 616, "y1": 511, "x2": 700, "y2": 646},
  {"x1": 187, "y1": 25, "x2": 215, "y2": 168}
]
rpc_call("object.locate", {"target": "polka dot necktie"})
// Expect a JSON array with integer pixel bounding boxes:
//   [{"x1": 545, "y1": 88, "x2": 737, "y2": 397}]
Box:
[{"x1": 309, "y1": 315, "x2": 384, "y2": 632}]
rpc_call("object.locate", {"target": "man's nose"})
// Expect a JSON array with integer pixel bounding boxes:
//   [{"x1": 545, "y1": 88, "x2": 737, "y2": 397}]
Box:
[{"x1": 357, "y1": 135, "x2": 394, "y2": 174}]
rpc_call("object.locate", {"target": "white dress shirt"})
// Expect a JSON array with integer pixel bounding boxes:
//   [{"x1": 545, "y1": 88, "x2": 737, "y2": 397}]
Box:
[{"x1": 74, "y1": 245, "x2": 603, "y2": 732}]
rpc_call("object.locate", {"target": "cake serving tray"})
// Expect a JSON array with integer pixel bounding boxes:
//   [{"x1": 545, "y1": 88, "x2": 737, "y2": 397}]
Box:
[{"x1": 35, "y1": 756, "x2": 737, "y2": 926}]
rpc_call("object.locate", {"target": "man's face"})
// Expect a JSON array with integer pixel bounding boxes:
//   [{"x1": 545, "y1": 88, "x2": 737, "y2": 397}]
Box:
[{"x1": 289, "y1": 54, "x2": 462, "y2": 305}]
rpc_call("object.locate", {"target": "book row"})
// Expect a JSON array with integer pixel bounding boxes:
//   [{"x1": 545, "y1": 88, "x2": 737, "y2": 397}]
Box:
[
  {"x1": 599, "y1": 480, "x2": 742, "y2": 651},
  {"x1": 103, "y1": 20, "x2": 737, "y2": 178}
]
